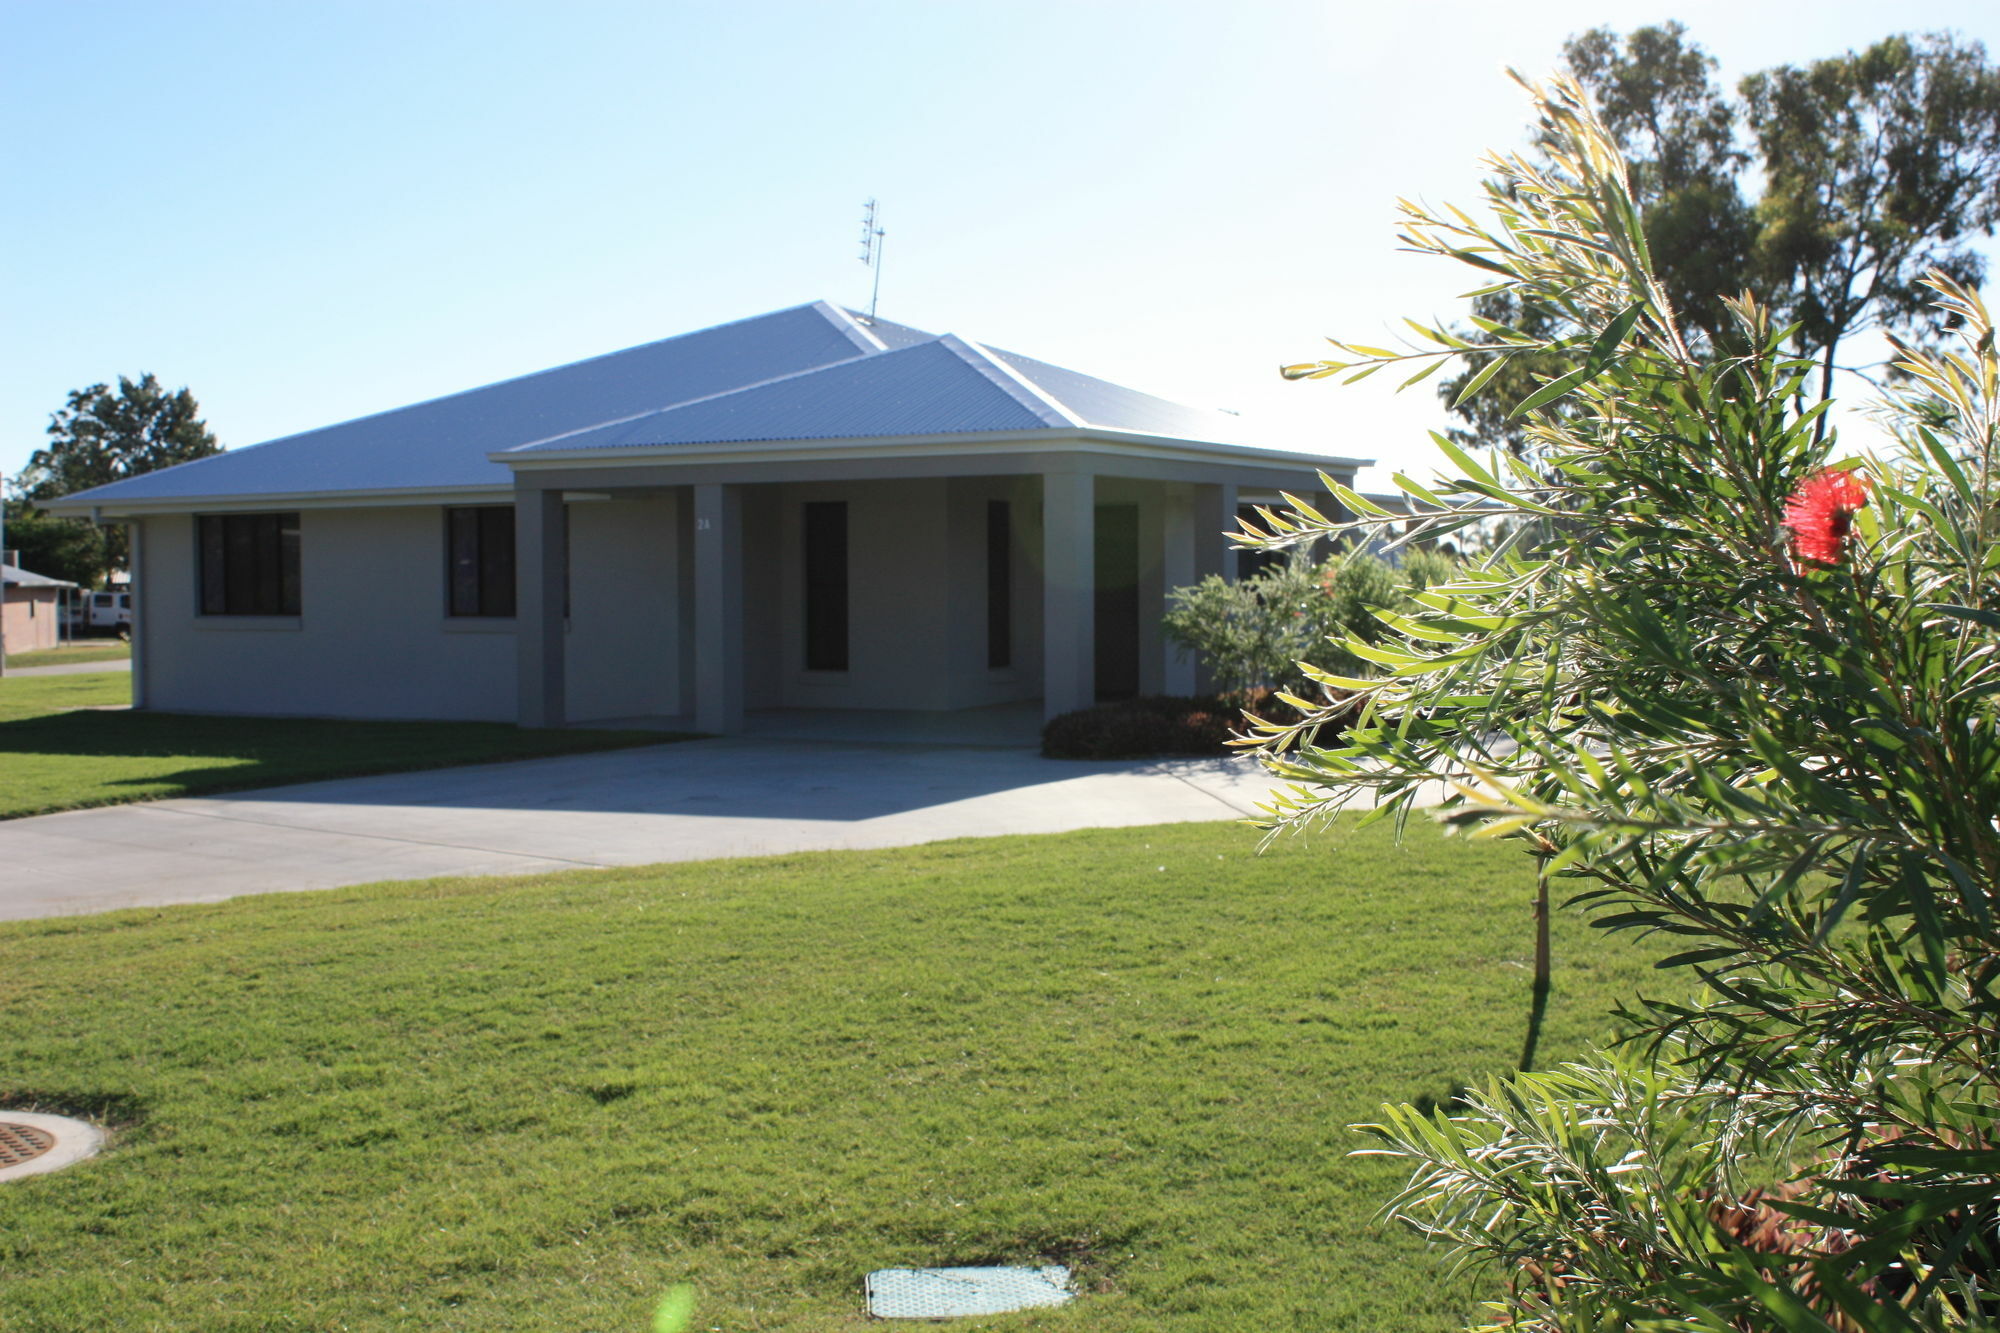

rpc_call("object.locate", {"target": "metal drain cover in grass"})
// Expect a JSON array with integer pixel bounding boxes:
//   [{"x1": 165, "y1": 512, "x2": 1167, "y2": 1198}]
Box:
[
  {"x1": 0, "y1": 1113, "x2": 105, "y2": 1183},
  {"x1": 866, "y1": 1265, "x2": 1074, "y2": 1319}
]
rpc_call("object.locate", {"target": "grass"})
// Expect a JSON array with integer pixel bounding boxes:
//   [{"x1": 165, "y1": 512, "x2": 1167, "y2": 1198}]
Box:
[
  {"x1": 4, "y1": 640, "x2": 132, "y2": 669},
  {"x1": 0, "y1": 819, "x2": 1671, "y2": 1331},
  {"x1": 0, "y1": 673, "x2": 683, "y2": 819}
]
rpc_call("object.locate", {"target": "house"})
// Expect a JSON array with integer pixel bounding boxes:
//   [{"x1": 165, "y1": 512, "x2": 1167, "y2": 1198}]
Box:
[
  {"x1": 46, "y1": 302, "x2": 1366, "y2": 731},
  {"x1": 2, "y1": 561, "x2": 79, "y2": 655}
]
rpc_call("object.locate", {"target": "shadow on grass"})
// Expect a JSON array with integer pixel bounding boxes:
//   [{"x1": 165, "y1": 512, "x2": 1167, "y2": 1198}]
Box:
[
  {"x1": 0, "y1": 1086, "x2": 149, "y2": 1129},
  {"x1": 0, "y1": 708, "x2": 686, "y2": 820}
]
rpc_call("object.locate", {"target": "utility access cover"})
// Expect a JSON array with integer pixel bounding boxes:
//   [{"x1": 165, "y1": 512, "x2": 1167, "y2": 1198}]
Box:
[
  {"x1": 0, "y1": 1122, "x2": 56, "y2": 1168},
  {"x1": 866, "y1": 1265, "x2": 1074, "y2": 1319}
]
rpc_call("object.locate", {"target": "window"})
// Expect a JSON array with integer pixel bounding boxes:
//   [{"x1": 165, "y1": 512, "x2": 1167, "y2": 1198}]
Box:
[
  {"x1": 987, "y1": 499, "x2": 1011, "y2": 668},
  {"x1": 199, "y1": 512, "x2": 300, "y2": 616},
  {"x1": 446, "y1": 506, "x2": 516, "y2": 617},
  {"x1": 803, "y1": 501, "x2": 848, "y2": 671}
]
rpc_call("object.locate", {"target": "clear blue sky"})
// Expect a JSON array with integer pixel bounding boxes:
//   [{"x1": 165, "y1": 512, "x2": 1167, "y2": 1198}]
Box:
[{"x1": 6, "y1": 0, "x2": 1999, "y2": 493}]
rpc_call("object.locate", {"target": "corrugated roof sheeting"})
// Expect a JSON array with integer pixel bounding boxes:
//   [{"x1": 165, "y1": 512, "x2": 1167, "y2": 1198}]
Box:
[
  {"x1": 987, "y1": 346, "x2": 1256, "y2": 444},
  {"x1": 64, "y1": 304, "x2": 873, "y2": 503},
  {"x1": 54, "y1": 300, "x2": 1347, "y2": 508},
  {"x1": 519, "y1": 340, "x2": 1057, "y2": 451},
  {"x1": 3, "y1": 563, "x2": 79, "y2": 588},
  {"x1": 843, "y1": 311, "x2": 937, "y2": 351}
]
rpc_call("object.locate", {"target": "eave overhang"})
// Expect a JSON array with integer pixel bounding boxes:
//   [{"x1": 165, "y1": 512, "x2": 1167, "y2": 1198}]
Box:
[
  {"x1": 41, "y1": 483, "x2": 518, "y2": 521},
  {"x1": 45, "y1": 430, "x2": 1369, "y2": 520},
  {"x1": 494, "y1": 426, "x2": 1367, "y2": 476}
]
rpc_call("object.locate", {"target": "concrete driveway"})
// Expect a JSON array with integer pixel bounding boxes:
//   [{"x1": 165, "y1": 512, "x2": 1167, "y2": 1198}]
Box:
[{"x1": 0, "y1": 737, "x2": 1307, "y2": 921}]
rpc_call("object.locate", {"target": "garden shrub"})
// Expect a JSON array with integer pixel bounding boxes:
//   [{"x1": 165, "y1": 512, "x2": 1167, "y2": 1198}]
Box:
[
  {"x1": 1041, "y1": 691, "x2": 1309, "y2": 760},
  {"x1": 1162, "y1": 550, "x2": 1431, "y2": 696}
]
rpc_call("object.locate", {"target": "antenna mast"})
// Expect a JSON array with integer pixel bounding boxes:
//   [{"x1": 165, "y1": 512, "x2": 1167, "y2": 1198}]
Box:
[{"x1": 857, "y1": 198, "x2": 885, "y2": 323}]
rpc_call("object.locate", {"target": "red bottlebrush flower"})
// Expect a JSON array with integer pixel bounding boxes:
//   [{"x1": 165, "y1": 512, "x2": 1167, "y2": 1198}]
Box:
[{"x1": 1783, "y1": 468, "x2": 1870, "y2": 567}]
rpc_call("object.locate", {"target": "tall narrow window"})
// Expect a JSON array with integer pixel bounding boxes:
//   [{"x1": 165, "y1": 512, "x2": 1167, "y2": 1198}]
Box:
[
  {"x1": 803, "y1": 501, "x2": 848, "y2": 671},
  {"x1": 986, "y1": 499, "x2": 1011, "y2": 668},
  {"x1": 446, "y1": 506, "x2": 517, "y2": 617},
  {"x1": 199, "y1": 512, "x2": 301, "y2": 615}
]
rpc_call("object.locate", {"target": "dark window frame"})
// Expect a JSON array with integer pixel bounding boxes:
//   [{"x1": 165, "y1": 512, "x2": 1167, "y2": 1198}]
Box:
[
  {"x1": 198, "y1": 512, "x2": 301, "y2": 616},
  {"x1": 802, "y1": 500, "x2": 849, "y2": 672},
  {"x1": 446, "y1": 505, "x2": 517, "y2": 618}
]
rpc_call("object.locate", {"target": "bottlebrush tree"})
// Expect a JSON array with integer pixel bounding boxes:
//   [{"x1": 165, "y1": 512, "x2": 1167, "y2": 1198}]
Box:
[{"x1": 1249, "y1": 73, "x2": 2000, "y2": 1331}]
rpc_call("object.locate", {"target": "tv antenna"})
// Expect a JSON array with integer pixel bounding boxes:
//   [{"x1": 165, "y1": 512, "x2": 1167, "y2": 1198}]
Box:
[{"x1": 857, "y1": 198, "x2": 885, "y2": 323}]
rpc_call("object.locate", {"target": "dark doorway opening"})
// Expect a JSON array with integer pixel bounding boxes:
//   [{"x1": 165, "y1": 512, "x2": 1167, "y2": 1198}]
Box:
[{"x1": 1094, "y1": 504, "x2": 1139, "y2": 701}]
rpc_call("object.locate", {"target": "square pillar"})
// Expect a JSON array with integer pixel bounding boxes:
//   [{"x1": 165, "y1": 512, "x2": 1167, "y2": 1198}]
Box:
[
  {"x1": 516, "y1": 487, "x2": 567, "y2": 729},
  {"x1": 692, "y1": 482, "x2": 744, "y2": 734},
  {"x1": 1194, "y1": 482, "x2": 1239, "y2": 585},
  {"x1": 1041, "y1": 468, "x2": 1094, "y2": 720},
  {"x1": 1161, "y1": 485, "x2": 1197, "y2": 697},
  {"x1": 675, "y1": 487, "x2": 697, "y2": 719},
  {"x1": 126, "y1": 519, "x2": 149, "y2": 710}
]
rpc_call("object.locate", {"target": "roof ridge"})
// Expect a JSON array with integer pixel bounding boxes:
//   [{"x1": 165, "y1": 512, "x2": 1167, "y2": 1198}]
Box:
[
  {"x1": 503, "y1": 342, "x2": 901, "y2": 453},
  {"x1": 504, "y1": 332, "x2": 971, "y2": 453},
  {"x1": 945, "y1": 336, "x2": 1084, "y2": 429},
  {"x1": 226, "y1": 302, "x2": 849, "y2": 460},
  {"x1": 816, "y1": 301, "x2": 889, "y2": 354}
]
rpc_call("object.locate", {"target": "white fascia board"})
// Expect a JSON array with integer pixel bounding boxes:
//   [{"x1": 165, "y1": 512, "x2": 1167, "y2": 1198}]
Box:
[
  {"x1": 42, "y1": 484, "x2": 517, "y2": 520},
  {"x1": 497, "y1": 428, "x2": 1368, "y2": 476},
  {"x1": 1072, "y1": 427, "x2": 1370, "y2": 472}
]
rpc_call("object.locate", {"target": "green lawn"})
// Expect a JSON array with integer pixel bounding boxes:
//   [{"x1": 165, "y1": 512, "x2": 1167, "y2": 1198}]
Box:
[
  {"x1": 4, "y1": 640, "x2": 132, "y2": 669},
  {"x1": 0, "y1": 820, "x2": 1668, "y2": 1331},
  {"x1": 0, "y1": 673, "x2": 683, "y2": 819}
]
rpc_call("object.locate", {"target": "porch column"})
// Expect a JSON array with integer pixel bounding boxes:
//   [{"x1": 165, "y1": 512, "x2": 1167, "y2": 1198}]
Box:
[
  {"x1": 118, "y1": 520, "x2": 148, "y2": 709},
  {"x1": 1161, "y1": 485, "x2": 1197, "y2": 696},
  {"x1": 516, "y1": 486, "x2": 567, "y2": 729},
  {"x1": 1042, "y1": 467, "x2": 1094, "y2": 720},
  {"x1": 692, "y1": 482, "x2": 744, "y2": 734},
  {"x1": 1193, "y1": 481, "x2": 1239, "y2": 585},
  {"x1": 1189, "y1": 482, "x2": 1237, "y2": 695}
]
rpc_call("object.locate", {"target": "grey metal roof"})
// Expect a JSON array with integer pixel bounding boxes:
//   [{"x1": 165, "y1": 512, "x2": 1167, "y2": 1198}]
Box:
[
  {"x1": 840, "y1": 310, "x2": 940, "y2": 351},
  {"x1": 58, "y1": 302, "x2": 883, "y2": 505},
  {"x1": 3, "y1": 563, "x2": 78, "y2": 589},
  {"x1": 984, "y1": 345, "x2": 1257, "y2": 443},
  {"x1": 52, "y1": 300, "x2": 1359, "y2": 509},
  {"x1": 516, "y1": 337, "x2": 1059, "y2": 451},
  {"x1": 514, "y1": 333, "x2": 1271, "y2": 456}
]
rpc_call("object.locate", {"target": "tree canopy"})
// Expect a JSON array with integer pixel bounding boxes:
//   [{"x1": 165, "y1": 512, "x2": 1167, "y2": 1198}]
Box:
[
  {"x1": 5, "y1": 374, "x2": 222, "y2": 586},
  {"x1": 1440, "y1": 25, "x2": 2000, "y2": 451}
]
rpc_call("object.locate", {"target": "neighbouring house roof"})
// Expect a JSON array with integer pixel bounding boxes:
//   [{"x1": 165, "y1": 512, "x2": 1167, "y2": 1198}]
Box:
[
  {"x1": 50, "y1": 301, "x2": 1367, "y2": 512},
  {"x1": 3, "y1": 563, "x2": 79, "y2": 590}
]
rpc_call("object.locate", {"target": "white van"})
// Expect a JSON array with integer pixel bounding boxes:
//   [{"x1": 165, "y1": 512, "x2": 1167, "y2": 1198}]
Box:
[{"x1": 80, "y1": 591, "x2": 133, "y2": 634}]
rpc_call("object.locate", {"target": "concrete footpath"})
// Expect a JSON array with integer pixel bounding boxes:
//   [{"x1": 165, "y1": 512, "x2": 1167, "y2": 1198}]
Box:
[
  {"x1": 4, "y1": 657, "x2": 133, "y2": 677},
  {"x1": 0, "y1": 737, "x2": 1320, "y2": 921}
]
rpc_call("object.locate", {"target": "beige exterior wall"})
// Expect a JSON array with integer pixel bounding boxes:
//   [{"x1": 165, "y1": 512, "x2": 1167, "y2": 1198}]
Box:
[
  {"x1": 563, "y1": 494, "x2": 680, "y2": 723},
  {"x1": 2, "y1": 588, "x2": 64, "y2": 653},
  {"x1": 140, "y1": 508, "x2": 518, "y2": 721},
  {"x1": 125, "y1": 469, "x2": 1261, "y2": 724},
  {"x1": 757, "y1": 476, "x2": 1044, "y2": 712}
]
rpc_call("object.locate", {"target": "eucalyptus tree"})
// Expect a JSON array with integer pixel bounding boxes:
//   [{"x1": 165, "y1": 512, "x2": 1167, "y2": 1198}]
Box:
[{"x1": 1440, "y1": 26, "x2": 2000, "y2": 452}]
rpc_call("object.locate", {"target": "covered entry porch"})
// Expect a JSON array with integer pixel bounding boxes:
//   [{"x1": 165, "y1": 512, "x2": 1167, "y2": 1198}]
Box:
[{"x1": 507, "y1": 452, "x2": 1334, "y2": 735}]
